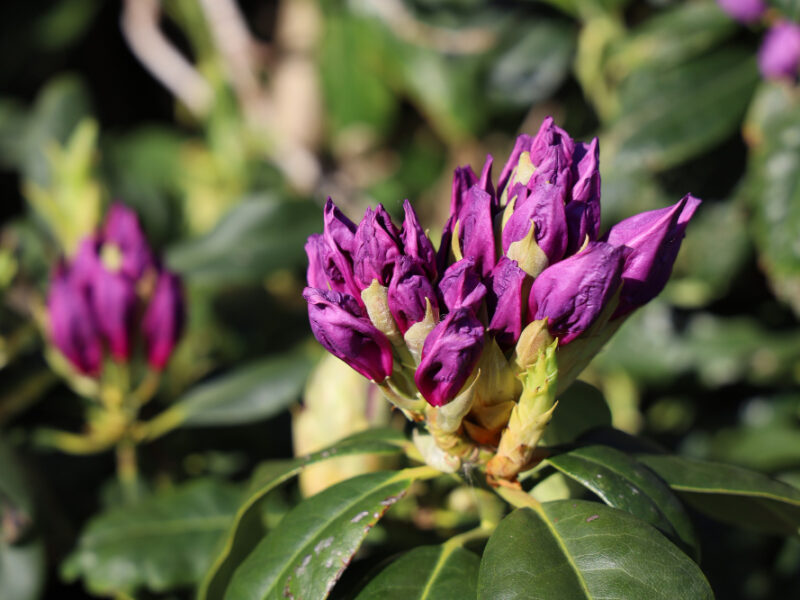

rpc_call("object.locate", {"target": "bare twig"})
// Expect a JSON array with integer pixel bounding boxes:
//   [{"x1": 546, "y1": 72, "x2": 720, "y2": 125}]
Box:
[{"x1": 120, "y1": 0, "x2": 213, "y2": 117}]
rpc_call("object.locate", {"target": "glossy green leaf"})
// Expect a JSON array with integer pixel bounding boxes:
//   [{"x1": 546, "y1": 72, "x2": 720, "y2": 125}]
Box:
[
  {"x1": 62, "y1": 479, "x2": 241, "y2": 595},
  {"x1": 607, "y1": 47, "x2": 758, "y2": 172},
  {"x1": 166, "y1": 196, "x2": 320, "y2": 286},
  {"x1": 355, "y1": 544, "x2": 479, "y2": 599},
  {"x1": 168, "y1": 351, "x2": 314, "y2": 427},
  {"x1": 546, "y1": 445, "x2": 698, "y2": 558},
  {"x1": 639, "y1": 454, "x2": 800, "y2": 535},
  {"x1": 0, "y1": 441, "x2": 44, "y2": 600},
  {"x1": 225, "y1": 468, "x2": 433, "y2": 600},
  {"x1": 199, "y1": 428, "x2": 407, "y2": 600},
  {"x1": 545, "y1": 381, "x2": 611, "y2": 445},
  {"x1": 478, "y1": 502, "x2": 713, "y2": 599}
]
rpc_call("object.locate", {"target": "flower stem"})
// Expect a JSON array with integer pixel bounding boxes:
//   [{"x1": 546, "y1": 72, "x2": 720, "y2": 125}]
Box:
[{"x1": 116, "y1": 437, "x2": 139, "y2": 504}]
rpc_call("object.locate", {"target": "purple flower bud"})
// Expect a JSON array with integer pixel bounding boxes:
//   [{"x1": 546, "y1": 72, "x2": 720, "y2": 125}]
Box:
[
  {"x1": 142, "y1": 270, "x2": 184, "y2": 370},
  {"x1": 717, "y1": 0, "x2": 766, "y2": 23},
  {"x1": 498, "y1": 117, "x2": 575, "y2": 197},
  {"x1": 305, "y1": 234, "x2": 350, "y2": 294},
  {"x1": 102, "y1": 203, "x2": 153, "y2": 281},
  {"x1": 47, "y1": 265, "x2": 103, "y2": 375},
  {"x1": 457, "y1": 185, "x2": 497, "y2": 277},
  {"x1": 604, "y1": 194, "x2": 701, "y2": 317},
  {"x1": 353, "y1": 205, "x2": 402, "y2": 288},
  {"x1": 450, "y1": 165, "x2": 478, "y2": 217},
  {"x1": 400, "y1": 200, "x2": 437, "y2": 279},
  {"x1": 71, "y1": 236, "x2": 103, "y2": 291},
  {"x1": 488, "y1": 257, "x2": 528, "y2": 348},
  {"x1": 565, "y1": 138, "x2": 601, "y2": 255},
  {"x1": 438, "y1": 258, "x2": 487, "y2": 313},
  {"x1": 322, "y1": 199, "x2": 361, "y2": 299},
  {"x1": 529, "y1": 242, "x2": 626, "y2": 344},
  {"x1": 758, "y1": 22, "x2": 800, "y2": 80},
  {"x1": 415, "y1": 307, "x2": 485, "y2": 406},
  {"x1": 502, "y1": 183, "x2": 568, "y2": 265},
  {"x1": 477, "y1": 155, "x2": 496, "y2": 208},
  {"x1": 323, "y1": 198, "x2": 357, "y2": 256},
  {"x1": 304, "y1": 287, "x2": 393, "y2": 382},
  {"x1": 387, "y1": 257, "x2": 439, "y2": 334},
  {"x1": 90, "y1": 267, "x2": 137, "y2": 361}
]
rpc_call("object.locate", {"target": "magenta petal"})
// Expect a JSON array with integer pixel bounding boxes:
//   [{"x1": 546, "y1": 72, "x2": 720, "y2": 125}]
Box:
[
  {"x1": 47, "y1": 264, "x2": 103, "y2": 375},
  {"x1": 458, "y1": 185, "x2": 497, "y2": 277},
  {"x1": 438, "y1": 258, "x2": 487, "y2": 313},
  {"x1": 90, "y1": 267, "x2": 137, "y2": 360},
  {"x1": 387, "y1": 257, "x2": 438, "y2": 334},
  {"x1": 604, "y1": 194, "x2": 701, "y2": 316},
  {"x1": 102, "y1": 202, "x2": 153, "y2": 281},
  {"x1": 353, "y1": 205, "x2": 402, "y2": 288},
  {"x1": 415, "y1": 307, "x2": 485, "y2": 407},
  {"x1": 304, "y1": 287, "x2": 393, "y2": 381},
  {"x1": 717, "y1": 0, "x2": 766, "y2": 23},
  {"x1": 502, "y1": 183, "x2": 568, "y2": 264},
  {"x1": 488, "y1": 257, "x2": 528, "y2": 349},
  {"x1": 529, "y1": 242, "x2": 626, "y2": 344},
  {"x1": 758, "y1": 22, "x2": 800, "y2": 80},
  {"x1": 400, "y1": 200, "x2": 437, "y2": 280},
  {"x1": 143, "y1": 270, "x2": 184, "y2": 370}
]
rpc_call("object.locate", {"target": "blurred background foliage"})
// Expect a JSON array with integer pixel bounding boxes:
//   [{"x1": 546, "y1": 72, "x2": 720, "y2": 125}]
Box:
[{"x1": 0, "y1": 0, "x2": 798, "y2": 598}]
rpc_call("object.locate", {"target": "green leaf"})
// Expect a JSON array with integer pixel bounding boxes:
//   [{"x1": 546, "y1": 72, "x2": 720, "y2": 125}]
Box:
[
  {"x1": 62, "y1": 479, "x2": 241, "y2": 595},
  {"x1": 545, "y1": 381, "x2": 611, "y2": 445},
  {"x1": 0, "y1": 441, "x2": 44, "y2": 600},
  {"x1": 166, "y1": 196, "x2": 320, "y2": 286},
  {"x1": 606, "y1": 46, "x2": 758, "y2": 172},
  {"x1": 546, "y1": 445, "x2": 698, "y2": 558},
  {"x1": 638, "y1": 454, "x2": 800, "y2": 536},
  {"x1": 168, "y1": 351, "x2": 314, "y2": 427},
  {"x1": 199, "y1": 428, "x2": 407, "y2": 600},
  {"x1": 478, "y1": 502, "x2": 713, "y2": 599},
  {"x1": 487, "y1": 20, "x2": 575, "y2": 109},
  {"x1": 743, "y1": 82, "x2": 800, "y2": 315},
  {"x1": 320, "y1": 12, "x2": 397, "y2": 137},
  {"x1": 225, "y1": 468, "x2": 433, "y2": 600},
  {"x1": 355, "y1": 544, "x2": 480, "y2": 599},
  {"x1": 607, "y1": 2, "x2": 737, "y2": 80}
]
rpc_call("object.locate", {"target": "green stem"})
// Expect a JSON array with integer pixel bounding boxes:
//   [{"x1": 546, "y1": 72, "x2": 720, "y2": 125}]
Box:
[
  {"x1": 116, "y1": 437, "x2": 139, "y2": 504},
  {"x1": 495, "y1": 485, "x2": 543, "y2": 511}
]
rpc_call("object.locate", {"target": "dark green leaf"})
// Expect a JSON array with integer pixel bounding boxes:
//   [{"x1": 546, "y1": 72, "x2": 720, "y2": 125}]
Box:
[
  {"x1": 355, "y1": 544, "x2": 479, "y2": 599},
  {"x1": 546, "y1": 381, "x2": 611, "y2": 445},
  {"x1": 0, "y1": 440, "x2": 44, "y2": 600},
  {"x1": 607, "y1": 47, "x2": 758, "y2": 172},
  {"x1": 225, "y1": 468, "x2": 428, "y2": 600},
  {"x1": 546, "y1": 445, "x2": 698, "y2": 558},
  {"x1": 169, "y1": 351, "x2": 314, "y2": 427},
  {"x1": 166, "y1": 196, "x2": 320, "y2": 286},
  {"x1": 478, "y1": 502, "x2": 713, "y2": 599},
  {"x1": 61, "y1": 479, "x2": 241, "y2": 595},
  {"x1": 639, "y1": 454, "x2": 800, "y2": 536},
  {"x1": 199, "y1": 428, "x2": 407, "y2": 600}
]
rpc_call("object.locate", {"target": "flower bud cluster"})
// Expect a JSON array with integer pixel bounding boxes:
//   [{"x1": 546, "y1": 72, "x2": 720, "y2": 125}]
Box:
[
  {"x1": 47, "y1": 203, "x2": 184, "y2": 376},
  {"x1": 304, "y1": 118, "x2": 699, "y2": 480}
]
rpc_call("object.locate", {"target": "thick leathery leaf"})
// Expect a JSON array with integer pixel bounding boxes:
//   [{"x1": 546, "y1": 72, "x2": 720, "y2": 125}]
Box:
[
  {"x1": 638, "y1": 454, "x2": 800, "y2": 536},
  {"x1": 355, "y1": 544, "x2": 480, "y2": 599},
  {"x1": 199, "y1": 429, "x2": 406, "y2": 600},
  {"x1": 546, "y1": 445, "x2": 698, "y2": 558},
  {"x1": 477, "y1": 502, "x2": 713, "y2": 599},
  {"x1": 61, "y1": 479, "x2": 241, "y2": 595},
  {"x1": 225, "y1": 468, "x2": 433, "y2": 600}
]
